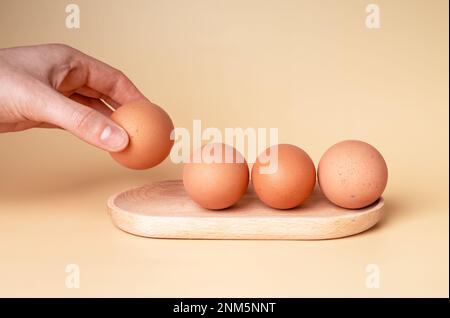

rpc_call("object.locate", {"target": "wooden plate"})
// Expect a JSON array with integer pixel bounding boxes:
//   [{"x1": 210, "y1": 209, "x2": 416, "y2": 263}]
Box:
[{"x1": 107, "y1": 180, "x2": 384, "y2": 240}]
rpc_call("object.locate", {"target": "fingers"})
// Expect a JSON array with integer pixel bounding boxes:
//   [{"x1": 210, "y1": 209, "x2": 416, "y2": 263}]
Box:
[
  {"x1": 37, "y1": 122, "x2": 59, "y2": 129},
  {"x1": 0, "y1": 122, "x2": 39, "y2": 133},
  {"x1": 75, "y1": 50, "x2": 147, "y2": 107},
  {"x1": 74, "y1": 86, "x2": 102, "y2": 99},
  {"x1": 0, "y1": 121, "x2": 57, "y2": 132},
  {"x1": 39, "y1": 89, "x2": 129, "y2": 152},
  {"x1": 74, "y1": 86, "x2": 119, "y2": 109},
  {"x1": 69, "y1": 93, "x2": 113, "y2": 117}
]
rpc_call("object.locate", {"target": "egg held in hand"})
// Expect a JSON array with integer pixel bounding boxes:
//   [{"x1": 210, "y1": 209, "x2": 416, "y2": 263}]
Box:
[
  {"x1": 109, "y1": 101, "x2": 174, "y2": 169},
  {"x1": 251, "y1": 144, "x2": 316, "y2": 209},
  {"x1": 318, "y1": 140, "x2": 388, "y2": 209},
  {"x1": 183, "y1": 143, "x2": 249, "y2": 210}
]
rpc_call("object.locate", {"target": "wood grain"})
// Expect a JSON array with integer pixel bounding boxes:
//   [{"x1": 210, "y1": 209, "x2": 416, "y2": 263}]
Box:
[{"x1": 107, "y1": 180, "x2": 384, "y2": 240}]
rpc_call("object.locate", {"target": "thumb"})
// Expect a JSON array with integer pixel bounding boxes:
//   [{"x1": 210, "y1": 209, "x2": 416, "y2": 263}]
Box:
[{"x1": 39, "y1": 92, "x2": 129, "y2": 152}]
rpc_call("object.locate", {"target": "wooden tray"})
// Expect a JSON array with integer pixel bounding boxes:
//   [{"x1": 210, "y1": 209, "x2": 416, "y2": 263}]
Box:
[{"x1": 107, "y1": 180, "x2": 384, "y2": 240}]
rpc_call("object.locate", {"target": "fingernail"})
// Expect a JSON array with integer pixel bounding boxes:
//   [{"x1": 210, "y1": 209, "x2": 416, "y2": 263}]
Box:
[{"x1": 100, "y1": 125, "x2": 129, "y2": 151}]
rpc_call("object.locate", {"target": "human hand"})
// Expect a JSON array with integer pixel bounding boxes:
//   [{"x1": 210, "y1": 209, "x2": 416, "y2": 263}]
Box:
[{"x1": 0, "y1": 43, "x2": 146, "y2": 151}]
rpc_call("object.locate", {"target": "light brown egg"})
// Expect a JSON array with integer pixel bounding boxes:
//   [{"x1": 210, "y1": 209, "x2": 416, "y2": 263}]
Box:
[
  {"x1": 318, "y1": 140, "x2": 388, "y2": 209},
  {"x1": 183, "y1": 143, "x2": 249, "y2": 210},
  {"x1": 251, "y1": 144, "x2": 316, "y2": 209},
  {"x1": 110, "y1": 100, "x2": 174, "y2": 169}
]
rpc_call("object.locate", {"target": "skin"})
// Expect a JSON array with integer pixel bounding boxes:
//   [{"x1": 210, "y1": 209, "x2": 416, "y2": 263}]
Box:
[{"x1": 0, "y1": 43, "x2": 147, "y2": 152}]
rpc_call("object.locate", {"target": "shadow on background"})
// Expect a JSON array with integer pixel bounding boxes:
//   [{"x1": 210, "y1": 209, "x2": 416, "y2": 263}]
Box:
[{"x1": 361, "y1": 195, "x2": 409, "y2": 238}]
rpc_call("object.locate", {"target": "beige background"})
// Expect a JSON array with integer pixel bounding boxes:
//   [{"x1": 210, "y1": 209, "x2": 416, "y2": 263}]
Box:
[{"x1": 0, "y1": 0, "x2": 448, "y2": 297}]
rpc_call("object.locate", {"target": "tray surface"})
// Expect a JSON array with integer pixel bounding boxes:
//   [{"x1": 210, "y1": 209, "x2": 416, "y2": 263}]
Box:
[{"x1": 107, "y1": 180, "x2": 384, "y2": 240}]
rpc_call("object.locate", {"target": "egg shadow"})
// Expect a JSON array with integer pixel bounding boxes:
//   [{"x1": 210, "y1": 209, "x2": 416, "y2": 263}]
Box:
[
  {"x1": 0, "y1": 168, "x2": 113, "y2": 201},
  {"x1": 0, "y1": 163, "x2": 174, "y2": 203}
]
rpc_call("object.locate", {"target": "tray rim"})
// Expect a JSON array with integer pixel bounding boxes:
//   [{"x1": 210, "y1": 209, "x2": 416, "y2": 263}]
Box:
[{"x1": 107, "y1": 180, "x2": 385, "y2": 240}]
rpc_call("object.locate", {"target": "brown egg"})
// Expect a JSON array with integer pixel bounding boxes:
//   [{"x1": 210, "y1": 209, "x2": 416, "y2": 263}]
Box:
[
  {"x1": 183, "y1": 143, "x2": 249, "y2": 210},
  {"x1": 318, "y1": 140, "x2": 388, "y2": 209},
  {"x1": 251, "y1": 144, "x2": 316, "y2": 209},
  {"x1": 110, "y1": 100, "x2": 174, "y2": 169}
]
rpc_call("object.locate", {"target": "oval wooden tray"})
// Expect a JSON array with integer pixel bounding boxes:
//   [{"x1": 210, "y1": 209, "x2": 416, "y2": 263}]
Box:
[{"x1": 107, "y1": 180, "x2": 384, "y2": 240}]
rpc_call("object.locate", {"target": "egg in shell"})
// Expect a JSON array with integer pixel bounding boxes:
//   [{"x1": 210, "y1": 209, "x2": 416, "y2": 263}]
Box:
[
  {"x1": 109, "y1": 100, "x2": 174, "y2": 169},
  {"x1": 318, "y1": 140, "x2": 388, "y2": 209},
  {"x1": 183, "y1": 143, "x2": 249, "y2": 210},
  {"x1": 251, "y1": 144, "x2": 316, "y2": 209}
]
